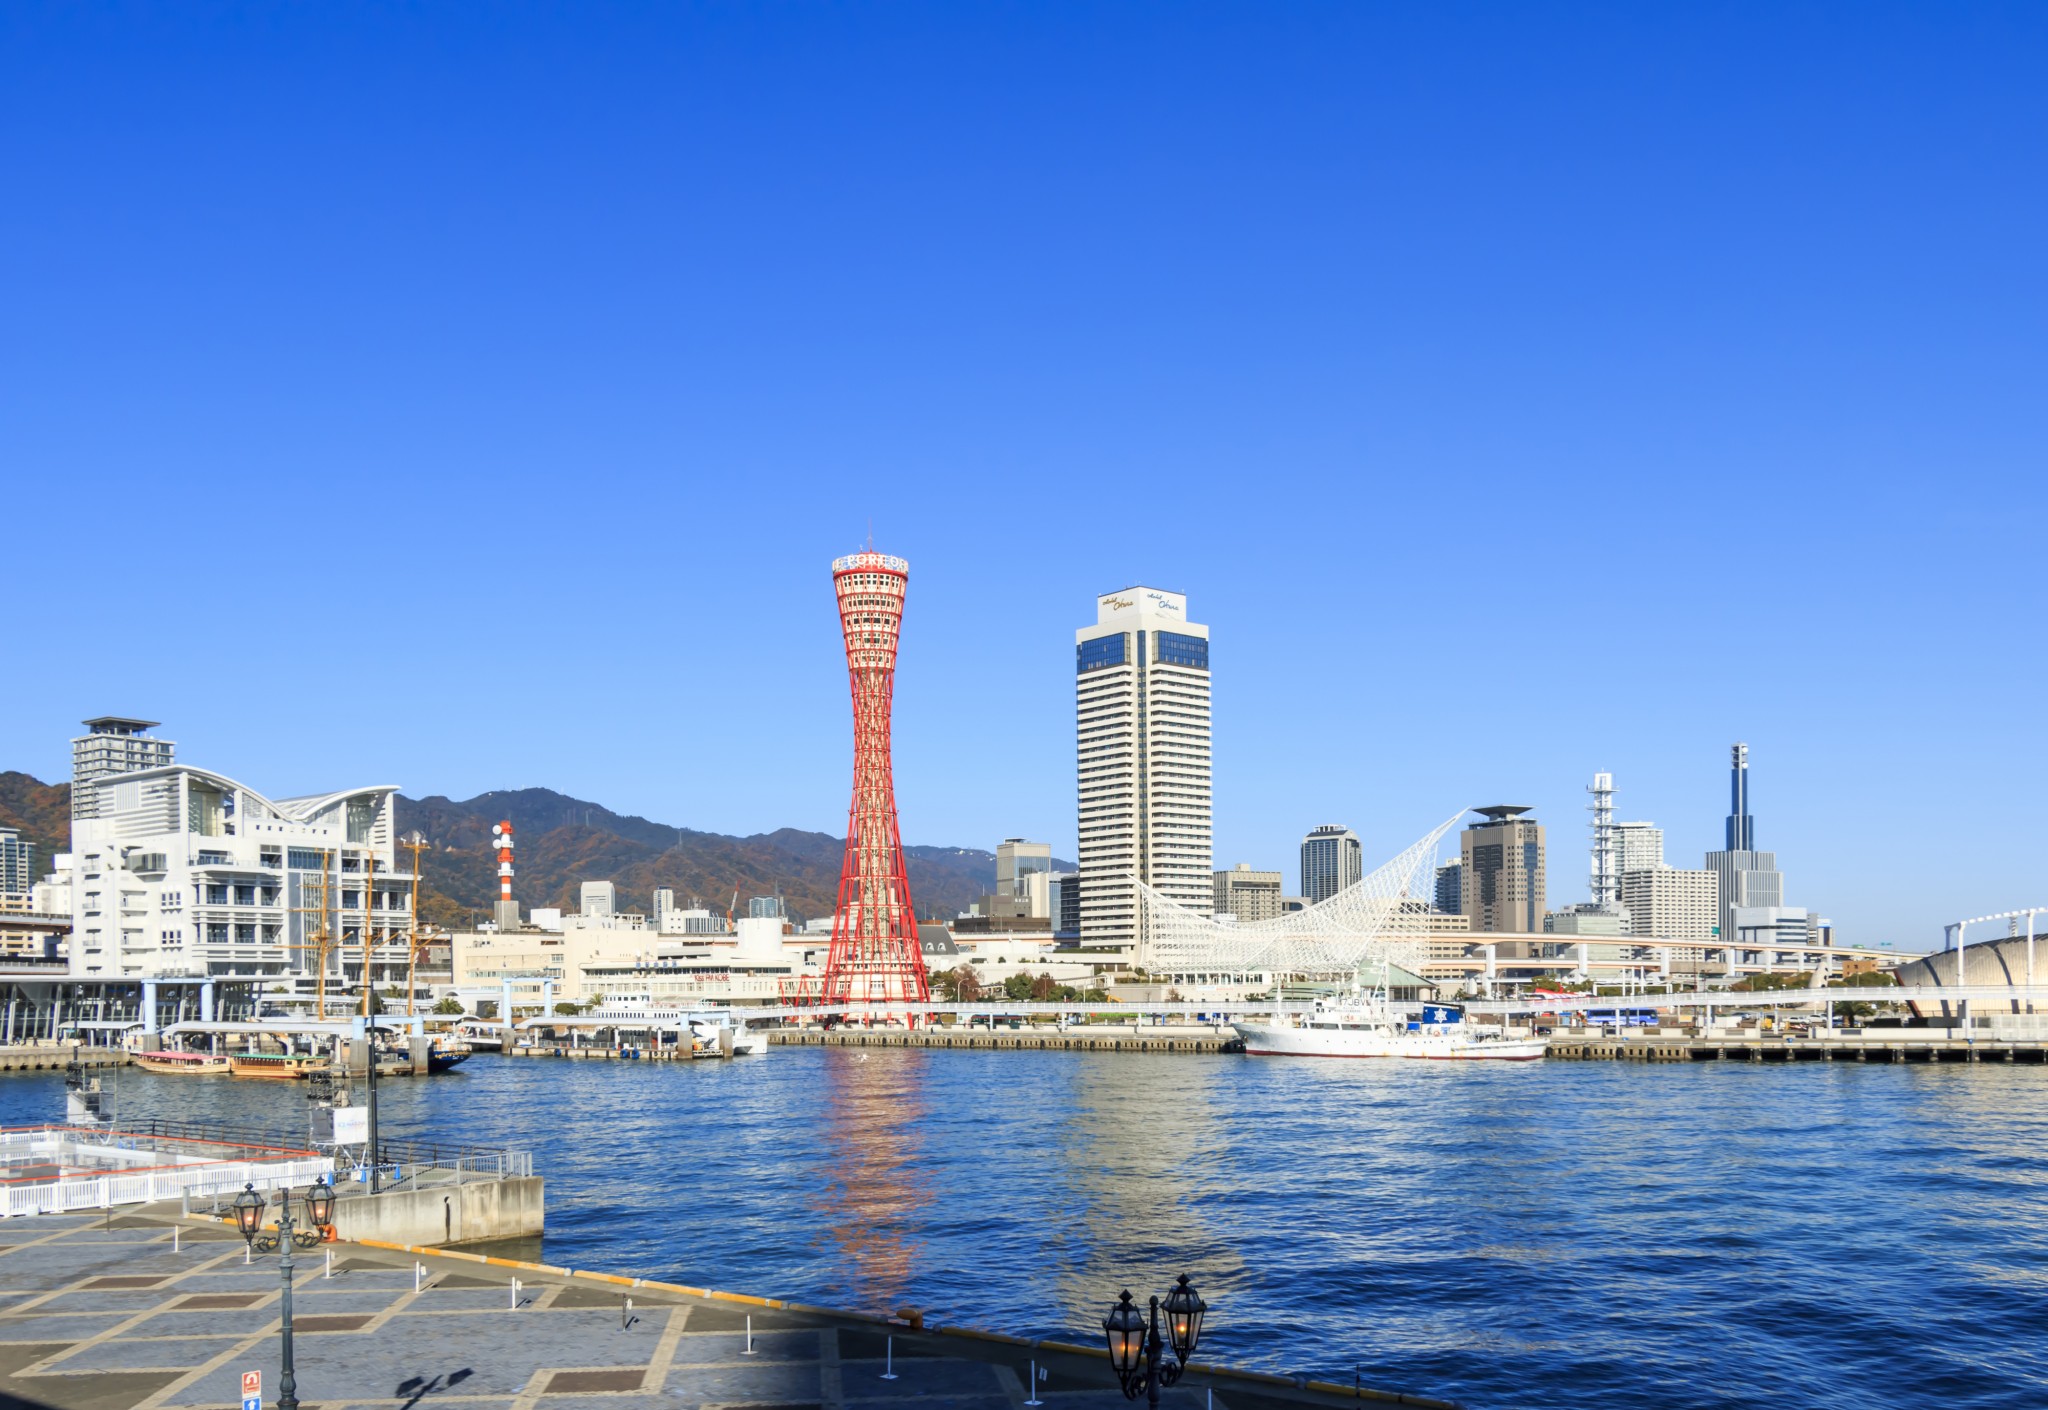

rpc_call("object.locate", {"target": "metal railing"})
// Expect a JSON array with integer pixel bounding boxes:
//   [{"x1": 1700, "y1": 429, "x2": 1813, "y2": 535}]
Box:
[
  {"x1": 120, "y1": 1115, "x2": 532, "y2": 1183},
  {"x1": 0, "y1": 1125, "x2": 332, "y2": 1219}
]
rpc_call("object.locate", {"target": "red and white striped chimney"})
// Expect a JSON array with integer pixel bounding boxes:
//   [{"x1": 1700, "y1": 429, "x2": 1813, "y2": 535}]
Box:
[{"x1": 492, "y1": 821, "x2": 515, "y2": 901}]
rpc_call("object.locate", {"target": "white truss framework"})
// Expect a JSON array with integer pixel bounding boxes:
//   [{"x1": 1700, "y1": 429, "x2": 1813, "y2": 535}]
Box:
[{"x1": 1135, "y1": 812, "x2": 1467, "y2": 980}]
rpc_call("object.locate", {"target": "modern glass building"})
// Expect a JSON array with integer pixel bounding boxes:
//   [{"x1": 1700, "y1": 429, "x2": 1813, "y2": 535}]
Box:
[
  {"x1": 1299, "y1": 825, "x2": 1363, "y2": 905},
  {"x1": 1460, "y1": 806, "x2": 1546, "y2": 934}
]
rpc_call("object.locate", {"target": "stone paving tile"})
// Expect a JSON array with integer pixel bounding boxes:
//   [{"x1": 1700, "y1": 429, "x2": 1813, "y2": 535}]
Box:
[
  {"x1": 0, "y1": 1312, "x2": 137, "y2": 1340},
  {"x1": 282, "y1": 1288, "x2": 409, "y2": 1313},
  {"x1": 127, "y1": 1307, "x2": 284, "y2": 1336},
  {"x1": 179, "y1": 1314, "x2": 623, "y2": 1402},
  {"x1": 662, "y1": 1361, "x2": 827, "y2": 1402},
  {"x1": 48, "y1": 1332, "x2": 247, "y2": 1372},
  {"x1": 673, "y1": 1328, "x2": 826, "y2": 1362},
  {"x1": 839, "y1": 1356, "x2": 1012, "y2": 1398}
]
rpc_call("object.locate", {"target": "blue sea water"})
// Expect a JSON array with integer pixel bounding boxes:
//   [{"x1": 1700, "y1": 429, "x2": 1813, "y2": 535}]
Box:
[{"x1": 6, "y1": 1050, "x2": 2045, "y2": 1410}]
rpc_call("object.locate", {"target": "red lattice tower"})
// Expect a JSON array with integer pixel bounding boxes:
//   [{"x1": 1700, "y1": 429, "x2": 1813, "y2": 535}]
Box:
[{"x1": 820, "y1": 550, "x2": 931, "y2": 1010}]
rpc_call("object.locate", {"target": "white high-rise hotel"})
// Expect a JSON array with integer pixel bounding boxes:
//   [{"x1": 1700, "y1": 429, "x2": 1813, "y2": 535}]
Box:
[{"x1": 1075, "y1": 588, "x2": 1212, "y2": 949}]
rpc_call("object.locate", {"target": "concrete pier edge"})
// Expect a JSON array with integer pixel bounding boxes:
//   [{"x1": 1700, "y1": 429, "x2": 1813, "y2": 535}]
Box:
[{"x1": 330, "y1": 1229, "x2": 1462, "y2": 1409}]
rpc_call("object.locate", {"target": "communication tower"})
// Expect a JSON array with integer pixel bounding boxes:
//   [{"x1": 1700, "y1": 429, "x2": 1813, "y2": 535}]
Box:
[
  {"x1": 1587, "y1": 771, "x2": 1618, "y2": 909},
  {"x1": 820, "y1": 551, "x2": 930, "y2": 1009}
]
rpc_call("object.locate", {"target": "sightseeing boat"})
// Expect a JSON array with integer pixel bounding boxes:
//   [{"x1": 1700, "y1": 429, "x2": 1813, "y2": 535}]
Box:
[
  {"x1": 424, "y1": 1038, "x2": 472, "y2": 1072},
  {"x1": 1237, "y1": 999, "x2": 1549, "y2": 1061},
  {"x1": 132, "y1": 1049, "x2": 232, "y2": 1075},
  {"x1": 228, "y1": 1052, "x2": 329, "y2": 1080}
]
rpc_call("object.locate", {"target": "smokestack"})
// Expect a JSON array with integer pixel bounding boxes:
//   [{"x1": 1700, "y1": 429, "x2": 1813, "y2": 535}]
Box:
[{"x1": 491, "y1": 820, "x2": 521, "y2": 930}]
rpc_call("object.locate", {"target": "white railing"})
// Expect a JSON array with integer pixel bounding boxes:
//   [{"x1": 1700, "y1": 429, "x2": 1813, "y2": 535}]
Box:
[{"x1": 0, "y1": 1154, "x2": 332, "y2": 1219}]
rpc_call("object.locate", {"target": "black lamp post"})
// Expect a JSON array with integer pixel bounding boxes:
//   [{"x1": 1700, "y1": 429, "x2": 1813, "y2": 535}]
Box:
[
  {"x1": 1103, "y1": 1275, "x2": 1207, "y2": 1408},
  {"x1": 235, "y1": 1179, "x2": 334, "y2": 1410}
]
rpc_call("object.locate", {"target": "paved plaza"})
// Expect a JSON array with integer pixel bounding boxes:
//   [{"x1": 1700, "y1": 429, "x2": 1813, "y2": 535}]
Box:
[{"x1": 0, "y1": 1214, "x2": 1443, "y2": 1410}]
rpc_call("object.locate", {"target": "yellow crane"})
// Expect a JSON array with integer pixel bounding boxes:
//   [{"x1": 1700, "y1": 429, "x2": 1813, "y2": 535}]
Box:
[{"x1": 401, "y1": 832, "x2": 432, "y2": 1018}]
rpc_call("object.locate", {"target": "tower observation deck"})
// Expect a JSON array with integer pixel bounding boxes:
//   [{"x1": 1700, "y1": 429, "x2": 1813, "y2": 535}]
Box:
[{"x1": 820, "y1": 551, "x2": 930, "y2": 1007}]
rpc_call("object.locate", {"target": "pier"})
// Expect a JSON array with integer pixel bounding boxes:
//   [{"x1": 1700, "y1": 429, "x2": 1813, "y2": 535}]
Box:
[
  {"x1": 0, "y1": 1208, "x2": 1456, "y2": 1410},
  {"x1": 1544, "y1": 1026, "x2": 2048, "y2": 1062},
  {"x1": 771, "y1": 1024, "x2": 1239, "y2": 1053}
]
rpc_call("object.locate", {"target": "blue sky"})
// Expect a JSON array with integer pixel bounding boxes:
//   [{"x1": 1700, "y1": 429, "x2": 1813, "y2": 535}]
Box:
[{"x1": 4, "y1": 3, "x2": 2043, "y2": 947}]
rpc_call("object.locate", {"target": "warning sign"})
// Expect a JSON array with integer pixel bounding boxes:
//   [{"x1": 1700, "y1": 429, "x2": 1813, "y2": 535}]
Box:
[{"x1": 241, "y1": 1371, "x2": 260, "y2": 1398}]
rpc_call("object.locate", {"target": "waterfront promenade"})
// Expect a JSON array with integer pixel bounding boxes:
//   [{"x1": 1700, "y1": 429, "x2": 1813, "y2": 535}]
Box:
[{"x1": 0, "y1": 1210, "x2": 1450, "y2": 1410}]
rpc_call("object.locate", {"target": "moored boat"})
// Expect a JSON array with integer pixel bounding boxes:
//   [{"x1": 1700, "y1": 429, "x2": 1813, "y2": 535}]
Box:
[
  {"x1": 424, "y1": 1039, "x2": 472, "y2": 1072},
  {"x1": 133, "y1": 1050, "x2": 232, "y2": 1075},
  {"x1": 1238, "y1": 998, "x2": 1549, "y2": 1061},
  {"x1": 228, "y1": 1052, "x2": 329, "y2": 1080}
]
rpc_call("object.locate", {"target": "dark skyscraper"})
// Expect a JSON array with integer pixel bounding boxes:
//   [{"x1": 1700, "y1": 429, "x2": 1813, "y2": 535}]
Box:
[{"x1": 1726, "y1": 742, "x2": 1755, "y2": 850}]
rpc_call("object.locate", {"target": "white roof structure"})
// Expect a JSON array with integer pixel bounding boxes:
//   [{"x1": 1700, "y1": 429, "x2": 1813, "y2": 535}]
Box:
[{"x1": 1136, "y1": 812, "x2": 1466, "y2": 979}]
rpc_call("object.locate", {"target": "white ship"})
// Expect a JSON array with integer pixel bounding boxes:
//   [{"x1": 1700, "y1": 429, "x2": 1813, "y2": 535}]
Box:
[{"x1": 1237, "y1": 998, "x2": 1548, "y2": 1061}]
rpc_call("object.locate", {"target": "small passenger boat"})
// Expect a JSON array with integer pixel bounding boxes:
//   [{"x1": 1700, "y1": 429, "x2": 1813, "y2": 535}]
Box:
[
  {"x1": 228, "y1": 1052, "x2": 329, "y2": 1080},
  {"x1": 132, "y1": 1050, "x2": 232, "y2": 1075}
]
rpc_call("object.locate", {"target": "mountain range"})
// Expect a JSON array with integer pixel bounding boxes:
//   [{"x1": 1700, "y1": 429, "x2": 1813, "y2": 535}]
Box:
[{"x1": 0, "y1": 772, "x2": 1069, "y2": 928}]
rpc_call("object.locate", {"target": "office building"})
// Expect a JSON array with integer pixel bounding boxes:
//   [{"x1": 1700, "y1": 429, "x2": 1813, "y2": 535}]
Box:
[
  {"x1": 1213, "y1": 864, "x2": 1283, "y2": 924},
  {"x1": 0, "y1": 829, "x2": 31, "y2": 898},
  {"x1": 1049, "y1": 873, "x2": 1082, "y2": 939},
  {"x1": 653, "y1": 888, "x2": 676, "y2": 929},
  {"x1": 997, "y1": 839, "x2": 1054, "y2": 919},
  {"x1": 1704, "y1": 742, "x2": 1783, "y2": 943},
  {"x1": 70, "y1": 718, "x2": 177, "y2": 821},
  {"x1": 1460, "y1": 806, "x2": 1545, "y2": 934},
  {"x1": 580, "y1": 880, "x2": 617, "y2": 918},
  {"x1": 1075, "y1": 587, "x2": 1212, "y2": 948},
  {"x1": 1732, "y1": 905, "x2": 1815, "y2": 952},
  {"x1": 1300, "y1": 825, "x2": 1363, "y2": 905},
  {"x1": 1433, "y1": 861, "x2": 1463, "y2": 916},
  {"x1": 61, "y1": 717, "x2": 414, "y2": 990},
  {"x1": 1622, "y1": 867, "x2": 1719, "y2": 942},
  {"x1": 1544, "y1": 907, "x2": 1628, "y2": 937}
]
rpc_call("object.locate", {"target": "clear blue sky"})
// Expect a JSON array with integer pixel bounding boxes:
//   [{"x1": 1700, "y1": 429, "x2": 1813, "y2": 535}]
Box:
[{"x1": 5, "y1": 4, "x2": 2043, "y2": 947}]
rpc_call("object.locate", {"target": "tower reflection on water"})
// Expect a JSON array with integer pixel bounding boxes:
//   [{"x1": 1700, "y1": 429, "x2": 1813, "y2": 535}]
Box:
[
  {"x1": 811, "y1": 1049, "x2": 935, "y2": 1309},
  {"x1": 1054, "y1": 1054, "x2": 1243, "y2": 1338}
]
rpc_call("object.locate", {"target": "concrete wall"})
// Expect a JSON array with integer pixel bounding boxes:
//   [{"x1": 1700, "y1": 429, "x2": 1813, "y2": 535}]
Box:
[{"x1": 331, "y1": 1177, "x2": 544, "y2": 1247}]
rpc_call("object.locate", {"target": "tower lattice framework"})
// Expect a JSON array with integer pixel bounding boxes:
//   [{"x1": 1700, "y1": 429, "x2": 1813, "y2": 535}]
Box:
[{"x1": 820, "y1": 551, "x2": 930, "y2": 1007}]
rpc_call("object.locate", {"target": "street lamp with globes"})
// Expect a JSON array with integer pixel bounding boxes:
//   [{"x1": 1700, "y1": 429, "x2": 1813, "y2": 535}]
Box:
[
  {"x1": 234, "y1": 1177, "x2": 336, "y2": 1410},
  {"x1": 1102, "y1": 1274, "x2": 1207, "y2": 1408}
]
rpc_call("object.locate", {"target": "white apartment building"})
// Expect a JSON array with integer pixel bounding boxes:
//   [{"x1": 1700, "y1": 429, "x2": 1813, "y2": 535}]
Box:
[
  {"x1": 1612, "y1": 822, "x2": 1664, "y2": 875},
  {"x1": 63, "y1": 718, "x2": 416, "y2": 987},
  {"x1": 1621, "y1": 867, "x2": 1719, "y2": 942},
  {"x1": 1075, "y1": 587, "x2": 1212, "y2": 949}
]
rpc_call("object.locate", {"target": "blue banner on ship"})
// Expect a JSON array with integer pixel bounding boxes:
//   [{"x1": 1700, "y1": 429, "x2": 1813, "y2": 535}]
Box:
[{"x1": 1420, "y1": 1005, "x2": 1463, "y2": 1025}]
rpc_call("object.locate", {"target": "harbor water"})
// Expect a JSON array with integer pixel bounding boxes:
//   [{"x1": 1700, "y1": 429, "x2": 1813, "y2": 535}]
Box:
[{"x1": 5, "y1": 1049, "x2": 2044, "y2": 1410}]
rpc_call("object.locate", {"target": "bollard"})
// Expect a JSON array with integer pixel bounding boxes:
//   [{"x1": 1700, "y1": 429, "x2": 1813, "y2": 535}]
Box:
[
  {"x1": 510, "y1": 1277, "x2": 520, "y2": 1310},
  {"x1": 743, "y1": 1314, "x2": 755, "y2": 1355},
  {"x1": 882, "y1": 1336, "x2": 897, "y2": 1381},
  {"x1": 415, "y1": 1262, "x2": 423, "y2": 1293},
  {"x1": 173, "y1": 1226, "x2": 180, "y2": 1253},
  {"x1": 1025, "y1": 1360, "x2": 1043, "y2": 1406},
  {"x1": 325, "y1": 1249, "x2": 332, "y2": 1280}
]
